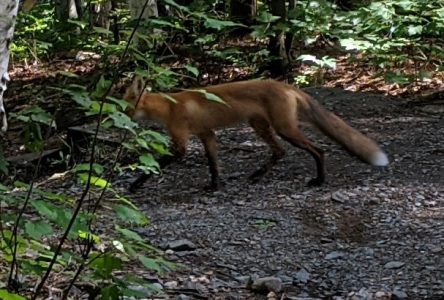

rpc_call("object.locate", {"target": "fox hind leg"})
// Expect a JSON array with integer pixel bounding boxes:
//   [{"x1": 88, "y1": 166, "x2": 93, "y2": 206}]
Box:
[
  {"x1": 198, "y1": 130, "x2": 221, "y2": 190},
  {"x1": 275, "y1": 125, "x2": 325, "y2": 186},
  {"x1": 248, "y1": 117, "x2": 286, "y2": 182}
]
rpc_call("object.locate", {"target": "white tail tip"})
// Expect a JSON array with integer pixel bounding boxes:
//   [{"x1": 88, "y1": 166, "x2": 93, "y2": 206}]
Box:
[{"x1": 371, "y1": 151, "x2": 389, "y2": 166}]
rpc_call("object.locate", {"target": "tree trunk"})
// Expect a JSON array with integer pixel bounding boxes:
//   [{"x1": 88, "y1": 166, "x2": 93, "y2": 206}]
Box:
[
  {"x1": 55, "y1": 0, "x2": 80, "y2": 20},
  {"x1": 230, "y1": 0, "x2": 256, "y2": 24},
  {"x1": 110, "y1": 0, "x2": 120, "y2": 44},
  {"x1": 0, "y1": 0, "x2": 19, "y2": 132},
  {"x1": 127, "y1": 0, "x2": 158, "y2": 47},
  {"x1": 128, "y1": 0, "x2": 158, "y2": 20},
  {"x1": 90, "y1": 1, "x2": 112, "y2": 29},
  {"x1": 266, "y1": 0, "x2": 288, "y2": 78}
]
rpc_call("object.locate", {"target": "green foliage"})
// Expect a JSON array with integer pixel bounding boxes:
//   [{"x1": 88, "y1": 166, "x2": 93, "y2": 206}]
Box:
[
  {"x1": 0, "y1": 145, "x2": 8, "y2": 175},
  {"x1": 333, "y1": 0, "x2": 444, "y2": 84},
  {"x1": 9, "y1": 106, "x2": 55, "y2": 152},
  {"x1": 11, "y1": 3, "x2": 54, "y2": 61},
  {"x1": 0, "y1": 179, "x2": 173, "y2": 298},
  {"x1": 0, "y1": 289, "x2": 26, "y2": 300}
]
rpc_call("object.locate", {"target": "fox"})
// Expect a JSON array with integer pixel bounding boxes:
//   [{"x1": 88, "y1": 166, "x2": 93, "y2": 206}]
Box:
[{"x1": 124, "y1": 77, "x2": 389, "y2": 191}]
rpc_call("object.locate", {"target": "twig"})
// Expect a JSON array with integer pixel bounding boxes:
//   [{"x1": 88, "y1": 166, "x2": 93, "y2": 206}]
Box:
[
  {"x1": 7, "y1": 113, "x2": 56, "y2": 290},
  {"x1": 31, "y1": 0, "x2": 151, "y2": 297}
]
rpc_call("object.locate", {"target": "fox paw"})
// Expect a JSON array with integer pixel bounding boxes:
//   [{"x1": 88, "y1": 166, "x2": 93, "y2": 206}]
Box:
[
  {"x1": 307, "y1": 177, "x2": 324, "y2": 187},
  {"x1": 204, "y1": 180, "x2": 224, "y2": 191},
  {"x1": 248, "y1": 170, "x2": 266, "y2": 183}
]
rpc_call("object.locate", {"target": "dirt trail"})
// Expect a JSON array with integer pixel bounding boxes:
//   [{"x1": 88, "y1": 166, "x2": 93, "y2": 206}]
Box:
[{"x1": 124, "y1": 87, "x2": 444, "y2": 299}]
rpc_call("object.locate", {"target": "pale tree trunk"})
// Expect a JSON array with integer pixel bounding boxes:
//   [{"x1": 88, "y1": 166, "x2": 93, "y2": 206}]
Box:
[
  {"x1": 127, "y1": 0, "x2": 158, "y2": 46},
  {"x1": 91, "y1": 1, "x2": 111, "y2": 29},
  {"x1": 128, "y1": 0, "x2": 158, "y2": 20},
  {"x1": 0, "y1": 0, "x2": 19, "y2": 132},
  {"x1": 55, "y1": 0, "x2": 81, "y2": 20}
]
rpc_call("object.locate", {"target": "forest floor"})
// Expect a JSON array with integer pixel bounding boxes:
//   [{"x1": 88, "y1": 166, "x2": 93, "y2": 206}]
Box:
[
  {"x1": 118, "y1": 87, "x2": 444, "y2": 299},
  {"x1": 2, "y1": 57, "x2": 444, "y2": 299}
]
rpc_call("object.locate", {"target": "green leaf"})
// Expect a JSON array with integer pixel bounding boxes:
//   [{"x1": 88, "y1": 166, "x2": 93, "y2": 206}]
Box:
[
  {"x1": 407, "y1": 25, "x2": 422, "y2": 36},
  {"x1": 93, "y1": 75, "x2": 111, "y2": 99},
  {"x1": 139, "y1": 153, "x2": 160, "y2": 170},
  {"x1": 0, "y1": 182, "x2": 9, "y2": 191},
  {"x1": 58, "y1": 71, "x2": 79, "y2": 78},
  {"x1": 31, "y1": 200, "x2": 59, "y2": 223},
  {"x1": 138, "y1": 256, "x2": 162, "y2": 273},
  {"x1": 109, "y1": 111, "x2": 138, "y2": 134},
  {"x1": 115, "y1": 225, "x2": 144, "y2": 242},
  {"x1": 0, "y1": 289, "x2": 26, "y2": 300},
  {"x1": 159, "y1": 93, "x2": 177, "y2": 103},
  {"x1": 203, "y1": 18, "x2": 244, "y2": 30},
  {"x1": 149, "y1": 142, "x2": 171, "y2": 155},
  {"x1": 78, "y1": 230, "x2": 101, "y2": 243},
  {"x1": 25, "y1": 220, "x2": 53, "y2": 240},
  {"x1": 106, "y1": 96, "x2": 130, "y2": 110},
  {"x1": 67, "y1": 19, "x2": 87, "y2": 29},
  {"x1": 384, "y1": 72, "x2": 410, "y2": 85},
  {"x1": 184, "y1": 65, "x2": 199, "y2": 77},
  {"x1": 93, "y1": 26, "x2": 112, "y2": 35},
  {"x1": 74, "y1": 163, "x2": 104, "y2": 175},
  {"x1": 78, "y1": 173, "x2": 110, "y2": 188},
  {"x1": 90, "y1": 254, "x2": 122, "y2": 279},
  {"x1": 192, "y1": 89, "x2": 227, "y2": 105},
  {"x1": 112, "y1": 240, "x2": 125, "y2": 253},
  {"x1": 100, "y1": 284, "x2": 120, "y2": 300},
  {"x1": 256, "y1": 11, "x2": 281, "y2": 23},
  {"x1": 112, "y1": 204, "x2": 149, "y2": 225}
]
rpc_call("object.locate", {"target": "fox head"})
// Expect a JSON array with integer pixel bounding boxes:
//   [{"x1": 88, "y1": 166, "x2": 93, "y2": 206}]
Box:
[{"x1": 123, "y1": 76, "x2": 146, "y2": 119}]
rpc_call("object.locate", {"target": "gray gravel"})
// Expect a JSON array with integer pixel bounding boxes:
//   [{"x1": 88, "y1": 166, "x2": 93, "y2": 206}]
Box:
[{"x1": 125, "y1": 87, "x2": 444, "y2": 299}]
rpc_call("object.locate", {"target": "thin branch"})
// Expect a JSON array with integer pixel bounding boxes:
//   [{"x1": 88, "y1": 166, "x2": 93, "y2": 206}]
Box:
[
  {"x1": 31, "y1": 0, "x2": 151, "y2": 298},
  {"x1": 7, "y1": 114, "x2": 57, "y2": 291}
]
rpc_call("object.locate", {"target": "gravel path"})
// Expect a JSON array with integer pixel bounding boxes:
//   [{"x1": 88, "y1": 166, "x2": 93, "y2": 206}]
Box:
[{"x1": 127, "y1": 87, "x2": 444, "y2": 299}]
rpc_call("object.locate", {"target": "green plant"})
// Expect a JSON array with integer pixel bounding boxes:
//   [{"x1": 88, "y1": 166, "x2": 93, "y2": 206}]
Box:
[
  {"x1": 254, "y1": 219, "x2": 277, "y2": 231},
  {"x1": 295, "y1": 55, "x2": 337, "y2": 86},
  {"x1": 9, "y1": 106, "x2": 55, "y2": 152},
  {"x1": 0, "y1": 179, "x2": 173, "y2": 299}
]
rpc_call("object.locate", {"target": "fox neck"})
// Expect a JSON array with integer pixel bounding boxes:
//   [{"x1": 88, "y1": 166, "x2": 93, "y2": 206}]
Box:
[{"x1": 134, "y1": 93, "x2": 171, "y2": 124}]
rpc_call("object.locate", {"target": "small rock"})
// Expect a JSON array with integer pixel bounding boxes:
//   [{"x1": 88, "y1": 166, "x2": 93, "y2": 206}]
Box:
[
  {"x1": 325, "y1": 251, "x2": 346, "y2": 260},
  {"x1": 332, "y1": 191, "x2": 349, "y2": 203},
  {"x1": 267, "y1": 291, "x2": 278, "y2": 300},
  {"x1": 152, "y1": 282, "x2": 163, "y2": 291},
  {"x1": 278, "y1": 275, "x2": 293, "y2": 283},
  {"x1": 294, "y1": 269, "x2": 310, "y2": 283},
  {"x1": 177, "y1": 294, "x2": 190, "y2": 300},
  {"x1": 251, "y1": 277, "x2": 283, "y2": 294},
  {"x1": 164, "y1": 281, "x2": 178, "y2": 289},
  {"x1": 374, "y1": 291, "x2": 391, "y2": 299},
  {"x1": 347, "y1": 287, "x2": 371, "y2": 300},
  {"x1": 392, "y1": 288, "x2": 408, "y2": 299},
  {"x1": 163, "y1": 239, "x2": 197, "y2": 251},
  {"x1": 384, "y1": 261, "x2": 405, "y2": 269},
  {"x1": 235, "y1": 275, "x2": 251, "y2": 285},
  {"x1": 184, "y1": 281, "x2": 207, "y2": 294},
  {"x1": 361, "y1": 247, "x2": 374, "y2": 257}
]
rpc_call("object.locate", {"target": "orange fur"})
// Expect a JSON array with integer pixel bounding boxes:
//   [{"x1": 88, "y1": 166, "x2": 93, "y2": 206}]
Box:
[{"x1": 125, "y1": 78, "x2": 388, "y2": 190}]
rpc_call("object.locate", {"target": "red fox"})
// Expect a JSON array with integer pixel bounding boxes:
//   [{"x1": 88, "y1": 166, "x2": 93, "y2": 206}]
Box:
[{"x1": 124, "y1": 77, "x2": 388, "y2": 191}]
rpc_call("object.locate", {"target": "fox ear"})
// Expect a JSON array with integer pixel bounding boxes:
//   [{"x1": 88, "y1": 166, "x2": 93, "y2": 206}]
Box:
[{"x1": 131, "y1": 76, "x2": 145, "y2": 95}]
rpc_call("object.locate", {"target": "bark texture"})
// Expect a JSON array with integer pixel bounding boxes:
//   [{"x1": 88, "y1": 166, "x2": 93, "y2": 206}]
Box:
[
  {"x1": 0, "y1": 0, "x2": 19, "y2": 132},
  {"x1": 127, "y1": 0, "x2": 158, "y2": 47}
]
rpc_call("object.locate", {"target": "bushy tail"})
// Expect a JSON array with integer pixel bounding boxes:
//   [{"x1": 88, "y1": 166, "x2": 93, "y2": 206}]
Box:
[{"x1": 299, "y1": 95, "x2": 389, "y2": 166}]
